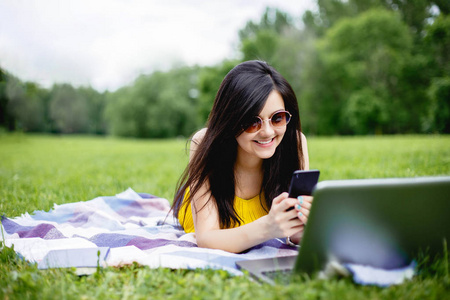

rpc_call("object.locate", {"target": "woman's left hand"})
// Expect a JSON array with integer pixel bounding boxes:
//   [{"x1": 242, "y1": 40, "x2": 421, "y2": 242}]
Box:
[
  {"x1": 294, "y1": 195, "x2": 313, "y2": 224},
  {"x1": 288, "y1": 195, "x2": 313, "y2": 245}
]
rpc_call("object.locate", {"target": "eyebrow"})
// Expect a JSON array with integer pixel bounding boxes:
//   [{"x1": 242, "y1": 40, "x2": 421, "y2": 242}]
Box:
[{"x1": 258, "y1": 108, "x2": 286, "y2": 118}]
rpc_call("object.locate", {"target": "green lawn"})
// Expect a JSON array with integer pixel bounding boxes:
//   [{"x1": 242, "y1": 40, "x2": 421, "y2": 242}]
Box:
[{"x1": 1, "y1": 133, "x2": 449, "y2": 299}]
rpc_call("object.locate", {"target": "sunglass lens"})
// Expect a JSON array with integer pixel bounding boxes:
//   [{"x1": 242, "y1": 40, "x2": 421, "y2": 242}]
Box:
[
  {"x1": 245, "y1": 118, "x2": 261, "y2": 133},
  {"x1": 271, "y1": 112, "x2": 288, "y2": 127}
]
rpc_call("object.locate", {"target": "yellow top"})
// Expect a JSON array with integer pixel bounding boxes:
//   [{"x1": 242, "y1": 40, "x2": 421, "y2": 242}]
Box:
[{"x1": 177, "y1": 188, "x2": 269, "y2": 233}]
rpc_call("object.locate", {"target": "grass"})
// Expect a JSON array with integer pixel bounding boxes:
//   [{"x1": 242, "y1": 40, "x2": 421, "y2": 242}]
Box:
[
  {"x1": 1, "y1": 133, "x2": 449, "y2": 299},
  {"x1": 0, "y1": 134, "x2": 188, "y2": 216}
]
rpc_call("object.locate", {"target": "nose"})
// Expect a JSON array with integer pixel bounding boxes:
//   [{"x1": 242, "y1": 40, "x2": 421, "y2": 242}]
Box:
[{"x1": 259, "y1": 119, "x2": 275, "y2": 136}]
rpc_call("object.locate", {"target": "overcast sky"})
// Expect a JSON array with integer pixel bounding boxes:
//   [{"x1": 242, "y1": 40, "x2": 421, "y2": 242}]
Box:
[{"x1": 0, "y1": 0, "x2": 316, "y2": 92}]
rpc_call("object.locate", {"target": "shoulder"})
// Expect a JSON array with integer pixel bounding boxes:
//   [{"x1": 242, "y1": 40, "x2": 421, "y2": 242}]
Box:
[
  {"x1": 297, "y1": 131, "x2": 310, "y2": 170},
  {"x1": 191, "y1": 128, "x2": 207, "y2": 145},
  {"x1": 297, "y1": 131, "x2": 307, "y2": 143},
  {"x1": 189, "y1": 128, "x2": 207, "y2": 161},
  {"x1": 299, "y1": 131, "x2": 308, "y2": 146}
]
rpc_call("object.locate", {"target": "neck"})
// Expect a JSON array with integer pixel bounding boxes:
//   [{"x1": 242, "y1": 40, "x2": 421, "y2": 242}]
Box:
[
  {"x1": 234, "y1": 148, "x2": 264, "y2": 199},
  {"x1": 235, "y1": 148, "x2": 263, "y2": 173}
]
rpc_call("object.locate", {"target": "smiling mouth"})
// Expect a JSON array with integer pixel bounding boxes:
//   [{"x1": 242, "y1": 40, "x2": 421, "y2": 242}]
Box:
[{"x1": 254, "y1": 137, "x2": 274, "y2": 145}]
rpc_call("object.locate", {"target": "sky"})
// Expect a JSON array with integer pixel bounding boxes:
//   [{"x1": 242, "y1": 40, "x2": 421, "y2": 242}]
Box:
[{"x1": 0, "y1": 0, "x2": 316, "y2": 92}]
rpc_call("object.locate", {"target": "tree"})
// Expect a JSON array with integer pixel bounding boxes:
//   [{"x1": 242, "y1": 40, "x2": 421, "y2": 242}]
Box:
[
  {"x1": 105, "y1": 66, "x2": 201, "y2": 138},
  {"x1": 422, "y1": 15, "x2": 450, "y2": 132},
  {"x1": 197, "y1": 60, "x2": 239, "y2": 124},
  {"x1": 49, "y1": 84, "x2": 90, "y2": 133},
  {"x1": 425, "y1": 14, "x2": 450, "y2": 78},
  {"x1": 303, "y1": 0, "x2": 442, "y2": 36},
  {"x1": 0, "y1": 69, "x2": 16, "y2": 131},
  {"x1": 239, "y1": 7, "x2": 294, "y2": 41},
  {"x1": 239, "y1": 8, "x2": 301, "y2": 73},
  {"x1": 304, "y1": 9, "x2": 415, "y2": 134},
  {"x1": 78, "y1": 86, "x2": 107, "y2": 134},
  {"x1": 4, "y1": 77, "x2": 49, "y2": 132},
  {"x1": 424, "y1": 77, "x2": 450, "y2": 132}
]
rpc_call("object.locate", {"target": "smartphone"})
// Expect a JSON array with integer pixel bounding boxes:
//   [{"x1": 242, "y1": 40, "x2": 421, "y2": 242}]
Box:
[{"x1": 288, "y1": 169, "x2": 320, "y2": 198}]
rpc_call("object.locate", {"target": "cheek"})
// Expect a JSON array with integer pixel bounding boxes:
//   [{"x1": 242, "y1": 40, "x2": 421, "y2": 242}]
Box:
[
  {"x1": 235, "y1": 134, "x2": 248, "y2": 149},
  {"x1": 276, "y1": 127, "x2": 287, "y2": 140}
]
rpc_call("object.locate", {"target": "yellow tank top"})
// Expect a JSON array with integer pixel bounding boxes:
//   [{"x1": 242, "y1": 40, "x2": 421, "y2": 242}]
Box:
[{"x1": 177, "y1": 188, "x2": 269, "y2": 233}]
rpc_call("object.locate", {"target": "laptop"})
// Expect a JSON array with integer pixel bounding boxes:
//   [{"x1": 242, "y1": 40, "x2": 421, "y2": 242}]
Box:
[{"x1": 236, "y1": 176, "x2": 450, "y2": 284}]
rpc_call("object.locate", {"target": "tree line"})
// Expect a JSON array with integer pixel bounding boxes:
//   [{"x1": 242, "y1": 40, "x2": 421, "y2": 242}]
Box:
[{"x1": 1, "y1": 0, "x2": 449, "y2": 137}]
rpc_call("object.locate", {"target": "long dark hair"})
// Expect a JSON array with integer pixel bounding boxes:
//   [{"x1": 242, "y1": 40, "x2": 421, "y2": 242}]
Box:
[{"x1": 172, "y1": 60, "x2": 304, "y2": 229}]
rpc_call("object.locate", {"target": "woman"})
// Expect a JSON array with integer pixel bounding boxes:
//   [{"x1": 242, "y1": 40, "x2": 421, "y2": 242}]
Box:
[{"x1": 172, "y1": 60, "x2": 311, "y2": 253}]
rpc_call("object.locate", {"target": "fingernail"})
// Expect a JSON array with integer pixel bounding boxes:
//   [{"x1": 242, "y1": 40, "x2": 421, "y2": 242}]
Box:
[
  {"x1": 296, "y1": 204, "x2": 301, "y2": 210},
  {"x1": 298, "y1": 212, "x2": 303, "y2": 217},
  {"x1": 297, "y1": 196, "x2": 303, "y2": 204}
]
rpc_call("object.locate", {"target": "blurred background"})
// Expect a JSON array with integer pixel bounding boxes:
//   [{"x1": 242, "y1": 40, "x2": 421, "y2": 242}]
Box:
[{"x1": 0, "y1": 0, "x2": 449, "y2": 138}]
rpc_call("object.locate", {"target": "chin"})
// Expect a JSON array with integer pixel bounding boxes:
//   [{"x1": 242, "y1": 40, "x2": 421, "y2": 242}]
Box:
[{"x1": 256, "y1": 149, "x2": 277, "y2": 160}]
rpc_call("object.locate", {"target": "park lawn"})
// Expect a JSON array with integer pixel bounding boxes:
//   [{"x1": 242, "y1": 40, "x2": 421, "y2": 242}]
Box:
[{"x1": 1, "y1": 133, "x2": 449, "y2": 299}]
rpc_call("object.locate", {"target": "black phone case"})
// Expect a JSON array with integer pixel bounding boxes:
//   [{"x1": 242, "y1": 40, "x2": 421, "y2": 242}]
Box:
[{"x1": 288, "y1": 170, "x2": 320, "y2": 197}]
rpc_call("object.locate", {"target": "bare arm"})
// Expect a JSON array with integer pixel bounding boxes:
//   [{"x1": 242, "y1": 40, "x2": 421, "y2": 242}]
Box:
[{"x1": 192, "y1": 187, "x2": 302, "y2": 253}]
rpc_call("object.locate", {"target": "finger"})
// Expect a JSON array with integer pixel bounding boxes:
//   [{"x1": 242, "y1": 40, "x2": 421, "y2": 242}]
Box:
[
  {"x1": 299, "y1": 206, "x2": 310, "y2": 217},
  {"x1": 273, "y1": 192, "x2": 289, "y2": 205},
  {"x1": 287, "y1": 222, "x2": 304, "y2": 237},
  {"x1": 294, "y1": 196, "x2": 312, "y2": 211},
  {"x1": 297, "y1": 207, "x2": 310, "y2": 224},
  {"x1": 304, "y1": 195, "x2": 313, "y2": 204},
  {"x1": 281, "y1": 218, "x2": 303, "y2": 236},
  {"x1": 282, "y1": 197, "x2": 299, "y2": 212},
  {"x1": 292, "y1": 224, "x2": 305, "y2": 234},
  {"x1": 287, "y1": 208, "x2": 302, "y2": 221},
  {"x1": 289, "y1": 227, "x2": 305, "y2": 243},
  {"x1": 299, "y1": 195, "x2": 313, "y2": 204}
]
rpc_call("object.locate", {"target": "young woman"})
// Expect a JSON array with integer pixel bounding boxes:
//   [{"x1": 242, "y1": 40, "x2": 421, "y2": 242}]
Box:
[{"x1": 172, "y1": 60, "x2": 311, "y2": 253}]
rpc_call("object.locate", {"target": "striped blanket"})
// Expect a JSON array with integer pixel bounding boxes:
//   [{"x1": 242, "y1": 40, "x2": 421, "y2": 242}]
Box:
[{"x1": 1, "y1": 188, "x2": 297, "y2": 275}]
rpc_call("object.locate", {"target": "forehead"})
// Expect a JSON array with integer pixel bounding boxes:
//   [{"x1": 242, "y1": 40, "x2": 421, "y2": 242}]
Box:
[{"x1": 259, "y1": 90, "x2": 285, "y2": 116}]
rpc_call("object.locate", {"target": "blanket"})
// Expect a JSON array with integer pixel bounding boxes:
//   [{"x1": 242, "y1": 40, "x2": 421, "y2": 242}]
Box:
[{"x1": 1, "y1": 188, "x2": 297, "y2": 275}]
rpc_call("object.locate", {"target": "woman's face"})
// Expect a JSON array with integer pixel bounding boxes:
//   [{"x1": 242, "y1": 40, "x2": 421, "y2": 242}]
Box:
[{"x1": 236, "y1": 90, "x2": 287, "y2": 164}]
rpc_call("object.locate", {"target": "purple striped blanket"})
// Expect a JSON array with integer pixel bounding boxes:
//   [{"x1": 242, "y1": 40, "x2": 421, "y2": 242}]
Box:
[{"x1": 1, "y1": 188, "x2": 297, "y2": 275}]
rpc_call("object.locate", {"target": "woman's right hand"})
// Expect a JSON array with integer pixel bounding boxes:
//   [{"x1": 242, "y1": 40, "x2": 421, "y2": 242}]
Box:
[{"x1": 265, "y1": 192, "x2": 304, "y2": 239}]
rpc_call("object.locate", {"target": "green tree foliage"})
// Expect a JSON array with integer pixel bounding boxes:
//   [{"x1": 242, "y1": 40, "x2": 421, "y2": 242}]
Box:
[
  {"x1": 304, "y1": 0, "x2": 443, "y2": 36},
  {"x1": 78, "y1": 86, "x2": 107, "y2": 135},
  {"x1": 49, "y1": 84, "x2": 90, "y2": 134},
  {"x1": 5, "y1": 77, "x2": 49, "y2": 132},
  {"x1": 425, "y1": 14, "x2": 450, "y2": 77},
  {"x1": 239, "y1": 8, "x2": 307, "y2": 84},
  {"x1": 0, "y1": 67, "x2": 14, "y2": 130},
  {"x1": 0, "y1": 66, "x2": 108, "y2": 135},
  {"x1": 300, "y1": 1, "x2": 449, "y2": 134},
  {"x1": 313, "y1": 9, "x2": 415, "y2": 134},
  {"x1": 197, "y1": 60, "x2": 238, "y2": 124},
  {"x1": 105, "y1": 66, "x2": 200, "y2": 138},
  {"x1": 434, "y1": 0, "x2": 450, "y2": 14},
  {"x1": 424, "y1": 77, "x2": 450, "y2": 132},
  {"x1": 239, "y1": 8, "x2": 294, "y2": 42},
  {"x1": 422, "y1": 14, "x2": 450, "y2": 133}
]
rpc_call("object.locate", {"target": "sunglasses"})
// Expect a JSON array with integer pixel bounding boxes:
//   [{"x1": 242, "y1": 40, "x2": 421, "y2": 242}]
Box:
[{"x1": 243, "y1": 110, "x2": 292, "y2": 133}]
